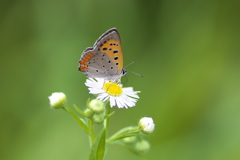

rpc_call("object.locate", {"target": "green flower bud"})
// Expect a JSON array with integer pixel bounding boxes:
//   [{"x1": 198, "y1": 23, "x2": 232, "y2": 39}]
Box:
[
  {"x1": 122, "y1": 136, "x2": 137, "y2": 144},
  {"x1": 92, "y1": 113, "x2": 105, "y2": 124},
  {"x1": 134, "y1": 140, "x2": 150, "y2": 154},
  {"x1": 84, "y1": 108, "x2": 93, "y2": 118},
  {"x1": 48, "y1": 92, "x2": 66, "y2": 109},
  {"x1": 88, "y1": 99, "x2": 105, "y2": 113}
]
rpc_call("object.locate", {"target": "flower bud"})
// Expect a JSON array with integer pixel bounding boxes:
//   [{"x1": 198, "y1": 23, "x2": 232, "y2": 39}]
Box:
[
  {"x1": 84, "y1": 108, "x2": 93, "y2": 118},
  {"x1": 139, "y1": 117, "x2": 155, "y2": 134},
  {"x1": 48, "y1": 92, "x2": 66, "y2": 109},
  {"x1": 92, "y1": 113, "x2": 105, "y2": 124},
  {"x1": 134, "y1": 140, "x2": 150, "y2": 154},
  {"x1": 122, "y1": 136, "x2": 137, "y2": 144},
  {"x1": 88, "y1": 99, "x2": 105, "y2": 113}
]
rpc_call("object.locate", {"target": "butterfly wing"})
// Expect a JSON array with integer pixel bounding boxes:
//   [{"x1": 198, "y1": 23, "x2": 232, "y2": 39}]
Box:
[
  {"x1": 79, "y1": 28, "x2": 124, "y2": 80},
  {"x1": 79, "y1": 50, "x2": 120, "y2": 79},
  {"x1": 94, "y1": 28, "x2": 123, "y2": 73}
]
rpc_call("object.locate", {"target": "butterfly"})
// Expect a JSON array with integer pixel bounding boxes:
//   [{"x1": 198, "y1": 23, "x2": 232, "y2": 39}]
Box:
[{"x1": 78, "y1": 28, "x2": 127, "y2": 81}]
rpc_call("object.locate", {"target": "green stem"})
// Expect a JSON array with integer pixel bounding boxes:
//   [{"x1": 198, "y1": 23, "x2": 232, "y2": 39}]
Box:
[
  {"x1": 88, "y1": 119, "x2": 95, "y2": 145},
  {"x1": 62, "y1": 107, "x2": 89, "y2": 135},
  {"x1": 104, "y1": 103, "x2": 111, "y2": 134}
]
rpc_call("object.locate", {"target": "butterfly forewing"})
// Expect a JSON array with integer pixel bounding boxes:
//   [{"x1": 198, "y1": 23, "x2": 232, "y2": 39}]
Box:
[
  {"x1": 94, "y1": 28, "x2": 123, "y2": 72},
  {"x1": 79, "y1": 28, "x2": 124, "y2": 81}
]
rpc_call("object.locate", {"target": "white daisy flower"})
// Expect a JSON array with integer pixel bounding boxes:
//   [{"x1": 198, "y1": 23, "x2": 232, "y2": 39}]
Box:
[{"x1": 85, "y1": 78, "x2": 140, "y2": 108}]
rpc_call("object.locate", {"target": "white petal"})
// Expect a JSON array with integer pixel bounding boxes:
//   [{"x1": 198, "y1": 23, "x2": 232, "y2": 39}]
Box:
[
  {"x1": 85, "y1": 78, "x2": 104, "y2": 89},
  {"x1": 121, "y1": 94, "x2": 137, "y2": 107},
  {"x1": 85, "y1": 79, "x2": 98, "y2": 87},
  {"x1": 88, "y1": 88, "x2": 103, "y2": 94},
  {"x1": 123, "y1": 88, "x2": 140, "y2": 98},
  {"x1": 115, "y1": 97, "x2": 125, "y2": 108},
  {"x1": 97, "y1": 93, "x2": 109, "y2": 102},
  {"x1": 109, "y1": 96, "x2": 117, "y2": 107}
]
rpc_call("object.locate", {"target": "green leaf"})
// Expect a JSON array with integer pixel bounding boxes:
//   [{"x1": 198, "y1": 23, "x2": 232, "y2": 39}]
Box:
[
  {"x1": 73, "y1": 104, "x2": 85, "y2": 116},
  {"x1": 89, "y1": 129, "x2": 106, "y2": 160},
  {"x1": 108, "y1": 133, "x2": 139, "y2": 142},
  {"x1": 107, "y1": 126, "x2": 140, "y2": 143},
  {"x1": 64, "y1": 107, "x2": 89, "y2": 135},
  {"x1": 86, "y1": 98, "x2": 91, "y2": 108},
  {"x1": 105, "y1": 111, "x2": 115, "y2": 118}
]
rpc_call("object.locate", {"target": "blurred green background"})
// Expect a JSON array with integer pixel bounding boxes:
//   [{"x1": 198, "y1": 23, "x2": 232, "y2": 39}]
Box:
[{"x1": 1, "y1": 0, "x2": 240, "y2": 159}]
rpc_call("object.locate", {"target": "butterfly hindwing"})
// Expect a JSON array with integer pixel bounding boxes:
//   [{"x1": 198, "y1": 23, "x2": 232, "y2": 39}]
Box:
[{"x1": 79, "y1": 50, "x2": 119, "y2": 78}]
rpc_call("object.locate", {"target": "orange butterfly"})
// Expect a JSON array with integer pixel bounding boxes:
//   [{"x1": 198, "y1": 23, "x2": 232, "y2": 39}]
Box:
[{"x1": 78, "y1": 28, "x2": 127, "y2": 81}]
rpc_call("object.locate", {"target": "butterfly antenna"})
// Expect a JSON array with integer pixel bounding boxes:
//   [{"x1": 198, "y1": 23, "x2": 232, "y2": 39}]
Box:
[
  {"x1": 127, "y1": 70, "x2": 144, "y2": 77},
  {"x1": 124, "y1": 60, "x2": 137, "y2": 69},
  {"x1": 124, "y1": 60, "x2": 143, "y2": 77}
]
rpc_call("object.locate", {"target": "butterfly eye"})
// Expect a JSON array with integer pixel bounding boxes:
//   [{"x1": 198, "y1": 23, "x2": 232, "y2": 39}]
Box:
[{"x1": 122, "y1": 70, "x2": 128, "y2": 75}]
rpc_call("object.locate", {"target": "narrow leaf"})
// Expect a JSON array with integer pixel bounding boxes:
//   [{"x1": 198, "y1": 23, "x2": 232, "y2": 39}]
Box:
[
  {"x1": 86, "y1": 98, "x2": 91, "y2": 107},
  {"x1": 89, "y1": 129, "x2": 106, "y2": 160},
  {"x1": 73, "y1": 104, "x2": 85, "y2": 116},
  {"x1": 107, "y1": 133, "x2": 139, "y2": 142},
  {"x1": 105, "y1": 111, "x2": 115, "y2": 118},
  {"x1": 65, "y1": 107, "x2": 89, "y2": 134},
  {"x1": 107, "y1": 126, "x2": 140, "y2": 143}
]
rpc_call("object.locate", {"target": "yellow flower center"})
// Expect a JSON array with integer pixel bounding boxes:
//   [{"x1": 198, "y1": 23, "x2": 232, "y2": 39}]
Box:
[{"x1": 103, "y1": 82, "x2": 123, "y2": 96}]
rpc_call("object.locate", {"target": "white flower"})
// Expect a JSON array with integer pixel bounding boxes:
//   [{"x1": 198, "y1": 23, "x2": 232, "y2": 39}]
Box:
[
  {"x1": 85, "y1": 78, "x2": 140, "y2": 108},
  {"x1": 48, "y1": 92, "x2": 66, "y2": 108},
  {"x1": 139, "y1": 117, "x2": 155, "y2": 134}
]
